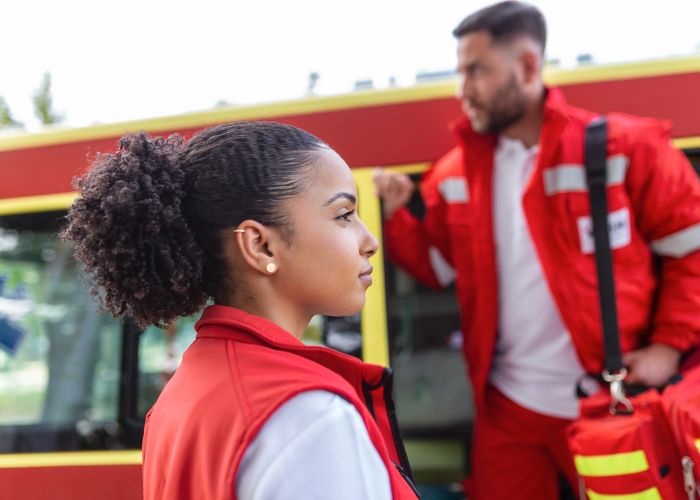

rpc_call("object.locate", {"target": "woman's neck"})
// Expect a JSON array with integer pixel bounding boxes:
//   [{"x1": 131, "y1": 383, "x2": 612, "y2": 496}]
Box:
[{"x1": 226, "y1": 291, "x2": 311, "y2": 339}]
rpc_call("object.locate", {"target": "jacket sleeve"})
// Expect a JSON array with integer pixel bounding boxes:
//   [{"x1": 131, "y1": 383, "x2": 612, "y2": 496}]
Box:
[
  {"x1": 383, "y1": 158, "x2": 456, "y2": 290},
  {"x1": 624, "y1": 121, "x2": 700, "y2": 351}
]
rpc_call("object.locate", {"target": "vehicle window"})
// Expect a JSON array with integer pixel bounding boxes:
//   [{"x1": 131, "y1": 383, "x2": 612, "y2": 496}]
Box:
[
  {"x1": 0, "y1": 212, "x2": 122, "y2": 453},
  {"x1": 137, "y1": 318, "x2": 197, "y2": 419}
]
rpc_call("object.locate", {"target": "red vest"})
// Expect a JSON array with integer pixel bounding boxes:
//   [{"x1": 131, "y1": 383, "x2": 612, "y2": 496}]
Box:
[{"x1": 142, "y1": 305, "x2": 419, "y2": 500}]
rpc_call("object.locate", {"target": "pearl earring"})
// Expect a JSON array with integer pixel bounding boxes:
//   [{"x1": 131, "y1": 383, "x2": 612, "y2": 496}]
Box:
[{"x1": 266, "y1": 263, "x2": 277, "y2": 274}]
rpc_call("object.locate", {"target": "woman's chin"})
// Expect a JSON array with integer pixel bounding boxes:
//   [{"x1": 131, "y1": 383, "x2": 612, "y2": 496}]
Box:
[{"x1": 321, "y1": 297, "x2": 365, "y2": 318}]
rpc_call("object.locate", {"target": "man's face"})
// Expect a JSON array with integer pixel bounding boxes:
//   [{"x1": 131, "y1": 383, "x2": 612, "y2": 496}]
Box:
[{"x1": 456, "y1": 31, "x2": 527, "y2": 134}]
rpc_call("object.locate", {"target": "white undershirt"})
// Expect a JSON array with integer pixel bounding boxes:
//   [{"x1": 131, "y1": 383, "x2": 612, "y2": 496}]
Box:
[
  {"x1": 489, "y1": 135, "x2": 585, "y2": 419},
  {"x1": 235, "y1": 390, "x2": 392, "y2": 500}
]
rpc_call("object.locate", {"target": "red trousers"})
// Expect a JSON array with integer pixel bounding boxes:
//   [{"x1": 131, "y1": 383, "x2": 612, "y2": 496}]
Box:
[{"x1": 466, "y1": 386, "x2": 578, "y2": 500}]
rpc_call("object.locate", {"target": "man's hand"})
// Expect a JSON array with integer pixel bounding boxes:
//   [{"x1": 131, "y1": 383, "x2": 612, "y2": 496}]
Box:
[
  {"x1": 622, "y1": 343, "x2": 682, "y2": 387},
  {"x1": 372, "y1": 168, "x2": 414, "y2": 219}
]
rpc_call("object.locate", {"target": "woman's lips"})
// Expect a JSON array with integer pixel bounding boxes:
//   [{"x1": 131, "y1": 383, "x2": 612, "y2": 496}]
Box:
[{"x1": 359, "y1": 266, "x2": 373, "y2": 285}]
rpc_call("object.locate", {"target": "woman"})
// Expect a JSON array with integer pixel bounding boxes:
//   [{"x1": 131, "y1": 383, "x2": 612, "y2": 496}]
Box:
[{"x1": 62, "y1": 122, "x2": 418, "y2": 500}]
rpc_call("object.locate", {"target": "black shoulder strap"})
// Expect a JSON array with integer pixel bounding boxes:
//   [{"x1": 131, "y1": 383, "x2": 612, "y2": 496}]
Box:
[{"x1": 584, "y1": 117, "x2": 624, "y2": 375}]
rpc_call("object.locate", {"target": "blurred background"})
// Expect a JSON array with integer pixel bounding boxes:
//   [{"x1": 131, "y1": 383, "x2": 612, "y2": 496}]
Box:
[
  {"x1": 1, "y1": 2, "x2": 700, "y2": 499},
  {"x1": 2, "y1": 0, "x2": 699, "y2": 131}
]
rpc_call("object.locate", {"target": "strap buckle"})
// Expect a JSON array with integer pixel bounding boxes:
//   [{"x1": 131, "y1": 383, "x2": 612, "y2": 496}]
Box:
[{"x1": 602, "y1": 368, "x2": 634, "y2": 415}]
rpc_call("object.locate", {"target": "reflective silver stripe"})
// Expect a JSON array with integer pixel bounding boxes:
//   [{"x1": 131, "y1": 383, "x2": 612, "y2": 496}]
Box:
[
  {"x1": 651, "y1": 222, "x2": 700, "y2": 258},
  {"x1": 543, "y1": 164, "x2": 584, "y2": 194},
  {"x1": 607, "y1": 155, "x2": 629, "y2": 184},
  {"x1": 438, "y1": 177, "x2": 469, "y2": 203},
  {"x1": 429, "y1": 246, "x2": 455, "y2": 287},
  {"x1": 543, "y1": 155, "x2": 629, "y2": 195}
]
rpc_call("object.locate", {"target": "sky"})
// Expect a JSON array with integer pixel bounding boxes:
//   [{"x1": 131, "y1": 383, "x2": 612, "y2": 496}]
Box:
[{"x1": 2, "y1": 0, "x2": 700, "y2": 131}]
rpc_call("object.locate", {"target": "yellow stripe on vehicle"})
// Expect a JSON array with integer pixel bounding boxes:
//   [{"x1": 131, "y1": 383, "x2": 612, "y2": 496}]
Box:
[
  {"x1": 0, "y1": 82, "x2": 457, "y2": 153},
  {"x1": 695, "y1": 438, "x2": 700, "y2": 453},
  {"x1": 0, "y1": 450, "x2": 142, "y2": 469},
  {"x1": 384, "y1": 162, "x2": 430, "y2": 176},
  {"x1": 3, "y1": 55, "x2": 699, "y2": 154},
  {"x1": 0, "y1": 192, "x2": 77, "y2": 215},
  {"x1": 574, "y1": 450, "x2": 649, "y2": 477},
  {"x1": 674, "y1": 135, "x2": 700, "y2": 150},
  {"x1": 354, "y1": 167, "x2": 390, "y2": 367},
  {"x1": 544, "y1": 54, "x2": 700, "y2": 86},
  {"x1": 586, "y1": 487, "x2": 662, "y2": 500},
  {"x1": 0, "y1": 164, "x2": 429, "y2": 216}
]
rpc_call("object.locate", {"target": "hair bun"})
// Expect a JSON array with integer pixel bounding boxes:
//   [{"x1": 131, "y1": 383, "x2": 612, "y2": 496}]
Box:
[{"x1": 62, "y1": 132, "x2": 207, "y2": 328}]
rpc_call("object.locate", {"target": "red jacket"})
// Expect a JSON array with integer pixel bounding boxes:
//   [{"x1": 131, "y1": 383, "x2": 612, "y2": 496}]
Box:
[
  {"x1": 384, "y1": 88, "x2": 700, "y2": 411},
  {"x1": 142, "y1": 305, "x2": 419, "y2": 500}
]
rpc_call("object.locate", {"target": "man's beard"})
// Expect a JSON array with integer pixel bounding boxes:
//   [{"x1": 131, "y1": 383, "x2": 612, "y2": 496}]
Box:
[{"x1": 474, "y1": 73, "x2": 527, "y2": 135}]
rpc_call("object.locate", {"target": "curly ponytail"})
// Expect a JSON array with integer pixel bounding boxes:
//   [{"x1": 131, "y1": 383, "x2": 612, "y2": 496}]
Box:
[
  {"x1": 63, "y1": 121, "x2": 326, "y2": 328},
  {"x1": 62, "y1": 133, "x2": 206, "y2": 327}
]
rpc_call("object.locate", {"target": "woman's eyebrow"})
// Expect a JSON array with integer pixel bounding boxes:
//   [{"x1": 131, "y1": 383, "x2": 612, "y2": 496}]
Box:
[{"x1": 323, "y1": 192, "x2": 357, "y2": 206}]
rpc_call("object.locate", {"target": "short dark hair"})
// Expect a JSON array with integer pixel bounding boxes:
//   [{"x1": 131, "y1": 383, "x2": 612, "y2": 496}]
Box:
[
  {"x1": 453, "y1": 1, "x2": 546, "y2": 53},
  {"x1": 62, "y1": 122, "x2": 326, "y2": 328}
]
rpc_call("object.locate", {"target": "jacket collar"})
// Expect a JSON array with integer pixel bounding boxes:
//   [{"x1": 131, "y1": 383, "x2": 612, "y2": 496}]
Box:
[{"x1": 450, "y1": 87, "x2": 570, "y2": 151}]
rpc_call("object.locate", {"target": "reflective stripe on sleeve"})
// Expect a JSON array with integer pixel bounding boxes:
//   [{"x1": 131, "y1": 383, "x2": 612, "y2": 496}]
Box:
[
  {"x1": 428, "y1": 246, "x2": 455, "y2": 287},
  {"x1": 543, "y1": 155, "x2": 629, "y2": 195},
  {"x1": 650, "y1": 222, "x2": 700, "y2": 258},
  {"x1": 438, "y1": 177, "x2": 469, "y2": 203},
  {"x1": 586, "y1": 487, "x2": 662, "y2": 500},
  {"x1": 574, "y1": 450, "x2": 649, "y2": 477}
]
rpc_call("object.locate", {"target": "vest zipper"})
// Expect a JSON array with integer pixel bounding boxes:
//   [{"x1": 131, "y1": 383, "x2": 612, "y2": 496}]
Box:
[
  {"x1": 391, "y1": 460, "x2": 421, "y2": 498},
  {"x1": 380, "y1": 369, "x2": 414, "y2": 476},
  {"x1": 363, "y1": 368, "x2": 421, "y2": 497}
]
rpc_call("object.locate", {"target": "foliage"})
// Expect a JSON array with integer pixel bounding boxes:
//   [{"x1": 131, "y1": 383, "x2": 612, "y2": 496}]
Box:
[
  {"x1": 0, "y1": 96, "x2": 23, "y2": 129},
  {"x1": 32, "y1": 72, "x2": 65, "y2": 125}
]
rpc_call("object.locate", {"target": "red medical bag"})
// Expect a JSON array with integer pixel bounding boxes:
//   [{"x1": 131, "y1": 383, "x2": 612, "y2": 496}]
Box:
[{"x1": 566, "y1": 118, "x2": 699, "y2": 499}]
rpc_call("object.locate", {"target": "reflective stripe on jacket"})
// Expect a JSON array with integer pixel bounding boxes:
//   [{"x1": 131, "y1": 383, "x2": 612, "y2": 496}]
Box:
[
  {"x1": 384, "y1": 88, "x2": 700, "y2": 412},
  {"x1": 142, "y1": 306, "x2": 419, "y2": 500}
]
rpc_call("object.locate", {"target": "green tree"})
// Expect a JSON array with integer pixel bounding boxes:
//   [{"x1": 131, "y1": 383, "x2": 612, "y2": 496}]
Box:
[
  {"x1": 0, "y1": 96, "x2": 23, "y2": 129},
  {"x1": 32, "y1": 72, "x2": 64, "y2": 125}
]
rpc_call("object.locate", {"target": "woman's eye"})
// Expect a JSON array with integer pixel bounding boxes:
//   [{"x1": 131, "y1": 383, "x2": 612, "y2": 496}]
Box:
[{"x1": 336, "y1": 210, "x2": 355, "y2": 223}]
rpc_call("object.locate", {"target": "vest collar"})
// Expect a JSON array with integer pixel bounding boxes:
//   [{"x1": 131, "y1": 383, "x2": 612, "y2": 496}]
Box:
[
  {"x1": 195, "y1": 304, "x2": 307, "y2": 349},
  {"x1": 194, "y1": 305, "x2": 387, "y2": 386}
]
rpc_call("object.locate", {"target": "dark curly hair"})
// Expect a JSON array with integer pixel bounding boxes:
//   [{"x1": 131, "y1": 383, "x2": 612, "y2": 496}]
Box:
[{"x1": 62, "y1": 121, "x2": 327, "y2": 328}]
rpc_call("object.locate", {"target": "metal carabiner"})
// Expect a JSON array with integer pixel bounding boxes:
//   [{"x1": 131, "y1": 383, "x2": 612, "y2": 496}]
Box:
[{"x1": 602, "y1": 368, "x2": 634, "y2": 415}]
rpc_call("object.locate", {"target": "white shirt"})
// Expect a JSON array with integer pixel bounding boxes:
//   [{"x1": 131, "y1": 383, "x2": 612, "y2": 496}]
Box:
[
  {"x1": 489, "y1": 135, "x2": 585, "y2": 419},
  {"x1": 235, "y1": 390, "x2": 392, "y2": 500}
]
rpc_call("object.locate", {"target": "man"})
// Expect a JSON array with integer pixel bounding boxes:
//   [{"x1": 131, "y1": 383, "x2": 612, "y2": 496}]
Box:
[{"x1": 373, "y1": 2, "x2": 700, "y2": 498}]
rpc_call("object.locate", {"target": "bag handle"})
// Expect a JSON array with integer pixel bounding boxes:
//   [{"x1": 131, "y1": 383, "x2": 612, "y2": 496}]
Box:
[{"x1": 584, "y1": 117, "x2": 633, "y2": 414}]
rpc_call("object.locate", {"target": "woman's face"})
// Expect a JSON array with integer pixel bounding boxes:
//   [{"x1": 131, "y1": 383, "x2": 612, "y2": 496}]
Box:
[{"x1": 275, "y1": 148, "x2": 378, "y2": 318}]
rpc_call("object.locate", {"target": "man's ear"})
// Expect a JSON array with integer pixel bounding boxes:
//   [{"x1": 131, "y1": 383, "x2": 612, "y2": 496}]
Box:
[
  {"x1": 518, "y1": 44, "x2": 541, "y2": 85},
  {"x1": 233, "y1": 220, "x2": 279, "y2": 275}
]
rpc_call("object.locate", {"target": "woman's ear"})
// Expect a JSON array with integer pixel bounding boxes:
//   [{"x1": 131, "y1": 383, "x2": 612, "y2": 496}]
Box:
[{"x1": 233, "y1": 220, "x2": 280, "y2": 275}]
